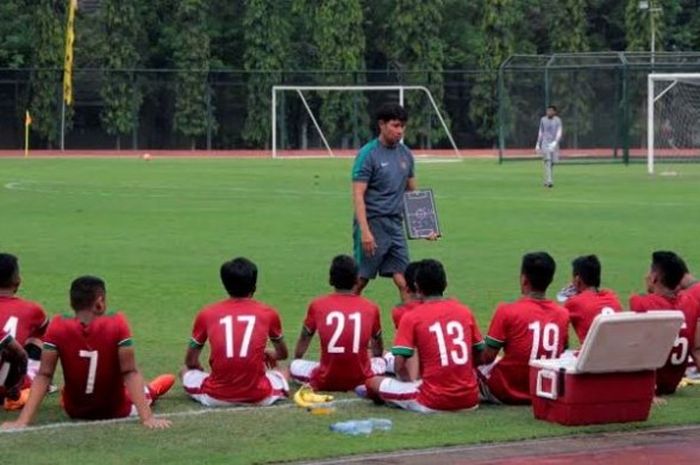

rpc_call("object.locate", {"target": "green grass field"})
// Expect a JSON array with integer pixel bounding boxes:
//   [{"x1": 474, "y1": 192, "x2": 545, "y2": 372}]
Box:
[{"x1": 0, "y1": 157, "x2": 699, "y2": 465}]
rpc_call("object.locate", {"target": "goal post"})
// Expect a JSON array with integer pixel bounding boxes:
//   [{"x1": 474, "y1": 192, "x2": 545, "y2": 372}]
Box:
[
  {"x1": 647, "y1": 73, "x2": 700, "y2": 174},
  {"x1": 271, "y1": 85, "x2": 460, "y2": 158}
]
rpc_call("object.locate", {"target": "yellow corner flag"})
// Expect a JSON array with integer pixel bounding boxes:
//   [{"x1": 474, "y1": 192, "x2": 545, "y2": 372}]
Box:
[
  {"x1": 62, "y1": 0, "x2": 77, "y2": 106},
  {"x1": 24, "y1": 110, "x2": 31, "y2": 157}
]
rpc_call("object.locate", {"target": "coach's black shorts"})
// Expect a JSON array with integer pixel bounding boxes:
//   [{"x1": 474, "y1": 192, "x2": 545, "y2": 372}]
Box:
[{"x1": 353, "y1": 216, "x2": 409, "y2": 279}]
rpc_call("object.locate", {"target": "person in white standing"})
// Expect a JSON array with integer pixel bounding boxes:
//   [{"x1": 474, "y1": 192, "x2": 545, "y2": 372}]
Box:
[{"x1": 536, "y1": 105, "x2": 562, "y2": 188}]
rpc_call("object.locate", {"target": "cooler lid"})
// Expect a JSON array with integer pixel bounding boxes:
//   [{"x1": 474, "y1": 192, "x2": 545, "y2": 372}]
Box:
[{"x1": 575, "y1": 310, "x2": 684, "y2": 374}]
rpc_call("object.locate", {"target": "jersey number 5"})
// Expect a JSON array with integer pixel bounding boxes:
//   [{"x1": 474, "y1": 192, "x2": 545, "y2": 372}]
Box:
[
  {"x1": 429, "y1": 321, "x2": 469, "y2": 367},
  {"x1": 670, "y1": 322, "x2": 689, "y2": 366}
]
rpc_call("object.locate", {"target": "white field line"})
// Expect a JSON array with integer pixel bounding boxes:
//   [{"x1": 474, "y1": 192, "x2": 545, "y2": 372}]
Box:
[
  {"x1": 0, "y1": 398, "x2": 362, "y2": 435},
  {"x1": 4, "y1": 180, "x2": 693, "y2": 208}
]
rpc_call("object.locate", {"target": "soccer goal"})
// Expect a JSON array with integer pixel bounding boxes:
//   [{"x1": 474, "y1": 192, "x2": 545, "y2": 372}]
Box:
[
  {"x1": 270, "y1": 85, "x2": 460, "y2": 158},
  {"x1": 647, "y1": 73, "x2": 700, "y2": 174}
]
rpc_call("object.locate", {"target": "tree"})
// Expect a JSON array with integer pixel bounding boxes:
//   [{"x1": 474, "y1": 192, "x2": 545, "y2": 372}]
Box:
[
  {"x1": 29, "y1": 0, "x2": 66, "y2": 148},
  {"x1": 312, "y1": 0, "x2": 369, "y2": 148},
  {"x1": 0, "y1": 0, "x2": 33, "y2": 68},
  {"x1": 242, "y1": 0, "x2": 290, "y2": 149},
  {"x1": 469, "y1": 0, "x2": 518, "y2": 143},
  {"x1": 99, "y1": 0, "x2": 144, "y2": 149},
  {"x1": 387, "y1": 0, "x2": 448, "y2": 148},
  {"x1": 625, "y1": 0, "x2": 680, "y2": 52},
  {"x1": 172, "y1": 0, "x2": 214, "y2": 149},
  {"x1": 547, "y1": 0, "x2": 593, "y2": 149}
]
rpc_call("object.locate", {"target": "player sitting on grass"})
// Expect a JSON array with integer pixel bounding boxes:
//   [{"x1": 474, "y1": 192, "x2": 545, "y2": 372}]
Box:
[
  {"x1": 478, "y1": 252, "x2": 569, "y2": 405},
  {"x1": 365, "y1": 259, "x2": 484, "y2": 412},
  {"x1": 290, "y1": 255, "x2": 385, "y2": 391},
  {"x1": 563, "y1": 255, "x2": 622, "y2": 344},
  {"x1": 0, "y1": 253, "x2": 49, "y2": 410},
  {"x1": 384, "y1": 260, "x2": 422, "y2": 377},
  {"x1": 391, "y1": 261, "x2": 423, "y2": 330},
  {"x1": 0, "y1": 331, "x2": 28, "y2": 406},
  {"x1": 629, "y1": 251, "x2": 700, "y2": 395},
  {"x1": 2, "y1": 276, "x2": 173, "y2": 429},
  {"x1": 182, "y1": 257, "x2": 289, "y2": 406},
  {"x1": 680, "y1": 264, "x2": 700, "y2": 304}
]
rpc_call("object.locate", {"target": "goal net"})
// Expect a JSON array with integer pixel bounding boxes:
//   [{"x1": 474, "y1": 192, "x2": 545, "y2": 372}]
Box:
[
  {"x1": 270, "y1": 85, "x2": 460, "y2": 158},
  {"x1": 648, "y1": 73, "x2": 700, "y2": 173}
]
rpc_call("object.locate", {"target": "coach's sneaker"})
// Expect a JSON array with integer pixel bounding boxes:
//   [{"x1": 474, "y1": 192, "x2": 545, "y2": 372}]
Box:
[
  {"x1": 147, "y1": 374, "x2": 176, "y2": 401},
  {"x1": 3, "y1": 388, "x2": 30, "y2": 411}
]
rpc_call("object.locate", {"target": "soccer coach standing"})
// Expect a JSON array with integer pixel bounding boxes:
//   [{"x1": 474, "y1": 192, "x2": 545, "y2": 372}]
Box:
[{"x1": 352, "y1": 103, "x2": 417, "y2": 303}]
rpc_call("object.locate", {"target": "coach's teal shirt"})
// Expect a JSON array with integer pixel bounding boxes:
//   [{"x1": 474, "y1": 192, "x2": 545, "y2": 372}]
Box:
[{"x1": 352, "y1": 138, "x2": 414, "y2": 219}]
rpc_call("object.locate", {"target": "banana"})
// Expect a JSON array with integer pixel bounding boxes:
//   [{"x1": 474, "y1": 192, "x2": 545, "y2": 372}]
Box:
[{"x1": 293, "y1": 384, "x2": 334, "y2": 408}]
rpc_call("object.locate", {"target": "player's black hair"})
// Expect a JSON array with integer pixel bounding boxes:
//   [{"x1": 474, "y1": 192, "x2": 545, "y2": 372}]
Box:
[
  {"x1": 651, "y1": 251, "x2": 686, "y2": 290},
  {"x1": 415, "y1": 259, "x2": 447, "y2": 297},
  {"x1": 522, "y1": 252, "x2": 556, "y2": 293},
  {"x1": 572, "y1": 255, "x2": 601, "y2": 288},
  {"x1": 0, "y1": 253, "x2": 19, "y2": 288},
  {"x1": 70, "y1": 276, "x2": 106, "y2": 311},
  {"x1": 220, "y1": 257, "x2": 258, "y2": 298},
  {"x1": 329, "y1": 254, "x2": 358, "y2": 291},
  {"x1": 404, "y1": 261, "x2": 421, "y2": 293},
  {"x1": 375, "y1": 102, "x2": 408, "y2": 123},
  {"x1": 547, "y1": 105, "x2": 558, "y2": 112}
]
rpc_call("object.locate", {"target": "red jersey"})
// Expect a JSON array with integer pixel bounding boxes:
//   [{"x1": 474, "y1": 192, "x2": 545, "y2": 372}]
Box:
[
  {"x1": 43, "y1": 312, "x2": 134, "y2": 419},
  {"x1": 0, "y1": 330, "x2": 13, "y2": 394},
  {"x1": 303, "y1": 293, "x2": 381, "y2": 391},
  {"x1": 0, "y1": 295, "x2": 48, "y2": 345},
  {"x1": 565, "y1": 289, "x2": 622, "y2": 344},
  {"x1": 393, "y1": 298, "x2": 484, "y2": 411},
  {"x1": 190, "y1": 298, "x2": 283, "y2": 402},
  {"x1": 485, "y1": 296, "x2": 569, "y2": 404},
  {"x1": 391, "y1": 300, "x2": 421, "y2": 330},
  {"x1": 686, "y1": 281, "x2": 700, "y2": 304},
  {"x1": 629, "y1": 292, "x2": 700, "y2": 394}
]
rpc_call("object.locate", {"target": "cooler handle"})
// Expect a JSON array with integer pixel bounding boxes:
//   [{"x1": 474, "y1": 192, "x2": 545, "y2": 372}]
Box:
[{"x1": 536, "y1": 369, "x2": 558, "y2": 400}]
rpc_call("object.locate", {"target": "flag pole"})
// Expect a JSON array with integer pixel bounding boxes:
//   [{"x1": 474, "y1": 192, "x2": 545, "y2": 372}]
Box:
[{"x1": 24, "y1": 111, "x2": 31, "y2": 157}]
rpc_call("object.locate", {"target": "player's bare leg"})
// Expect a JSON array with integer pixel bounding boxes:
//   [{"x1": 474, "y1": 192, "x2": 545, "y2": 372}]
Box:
[
  {"x1": 353, "y1": 277, "x2": 369, "y2": 295},
  {"x1": 392, "y1": 272, "x2": 409, "y2": 303}
]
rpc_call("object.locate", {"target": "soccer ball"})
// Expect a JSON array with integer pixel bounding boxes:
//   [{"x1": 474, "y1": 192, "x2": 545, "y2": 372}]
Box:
[{"x1": 142, "y1": 153, "x2": 152, "y2": 161}]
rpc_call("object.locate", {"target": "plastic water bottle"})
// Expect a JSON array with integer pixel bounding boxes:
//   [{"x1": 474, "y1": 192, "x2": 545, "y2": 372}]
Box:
[
  {"x1": 369, "y1": 418, "x2": 393, "y2": 431},
  {"x1": 329, "y1": 420, "x2": 374, "y2": 435}
]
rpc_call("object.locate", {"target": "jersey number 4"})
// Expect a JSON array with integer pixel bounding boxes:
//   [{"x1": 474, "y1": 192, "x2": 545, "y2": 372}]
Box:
[
  {"x1": 429, "y1": 321, "x2": 469, "y2": 367},
  {"x1": 219, "y1": 315, "x2": 257, "y2": 358},
  {"x1": 0, "y1": 317, "x2": 20, "y2": 386}
]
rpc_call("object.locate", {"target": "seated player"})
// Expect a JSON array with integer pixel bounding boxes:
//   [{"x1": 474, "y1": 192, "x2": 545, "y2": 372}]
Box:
[
  {"x1": 479, "y1": 252, "x2": 569, "y2": 405},
  {"x1": 0, "y1": 331, "x2": 28, "y2": 405},
  {"x1": 182, "y1": 257, "x2": 289, "y2": 406},
  {"x1": 365, "y1": 259, "x2": 484, "y2": 412},
  {"x1": 680, "y1": 265, "x2": 700, "y2": 303},
  {"x1": 290, "y1": 255, "x2": 385, "y2": 392},
  {"x1": 384, "y1": 261, "x2": 423, "y2": 377},
  {"x1": 0, "y1": 253, "x2": 49, "y2": 409},
  {"x1": 629, "y1": 251, "x2": 700, "y2": 395},
  {"x1": 563, "y1": 255, "x2": 622, "y2": 344},
  {"x1": 2, "y1": 276, "x2": 173, "y2": 429},
  {"x1": 391, "y1": 261, "x2": 423, "y2": 330}
]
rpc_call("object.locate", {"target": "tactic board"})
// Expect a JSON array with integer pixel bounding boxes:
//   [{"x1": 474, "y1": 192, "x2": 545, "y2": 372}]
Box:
[{"x1": 403, "y1": 189, "x2": 441, "y2": 239}]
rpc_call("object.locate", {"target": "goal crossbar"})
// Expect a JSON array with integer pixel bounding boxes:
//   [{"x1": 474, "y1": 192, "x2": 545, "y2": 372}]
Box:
[
  {"x1": 271, "y1": 85, "x2": 460, "y2": 158},
  {"x1": 647, "y1": 73, "x2": 700, "y2": 174}
]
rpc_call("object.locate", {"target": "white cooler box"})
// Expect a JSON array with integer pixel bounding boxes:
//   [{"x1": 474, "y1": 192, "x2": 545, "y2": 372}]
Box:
[{"x1": 529, "y1": 311, "x2": 684, "y2": 426}]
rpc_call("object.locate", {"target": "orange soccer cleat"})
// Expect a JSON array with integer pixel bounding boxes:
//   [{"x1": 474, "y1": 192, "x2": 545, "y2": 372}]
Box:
[
  {"x1": 3, "y1": 388, "x2": 30, "y2": 411},
  {"x1": 147, "y1": 374, "x2": 176, "y2": 401}
]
